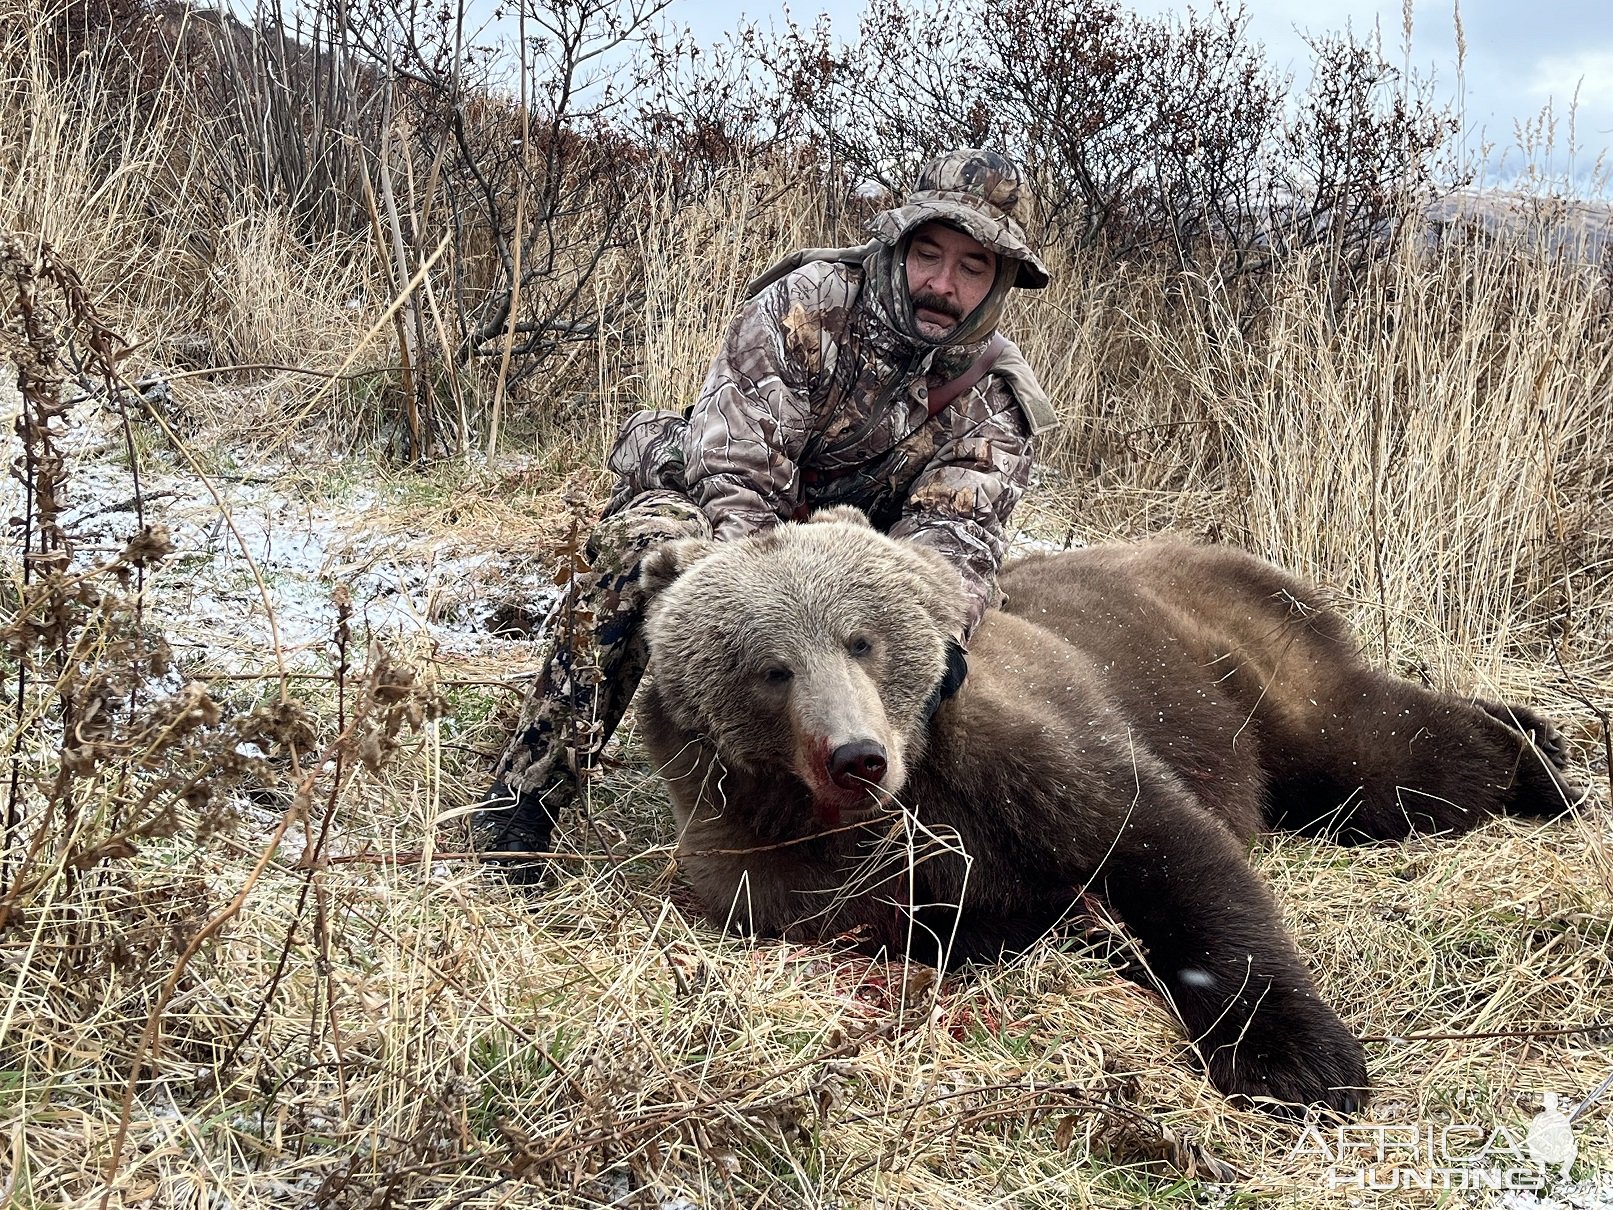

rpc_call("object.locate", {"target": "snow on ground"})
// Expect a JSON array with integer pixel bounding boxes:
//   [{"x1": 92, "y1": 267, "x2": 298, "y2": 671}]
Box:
[
  {"x1": 13, "y1": 401, "x2": 562, "y2": 679},
  {"x1": 5, "y1": 391, "x2": 1079, "y2": 682},
  {"x1": 1502, "y1": 1175, "x2": 1613, "y2": 1210}
]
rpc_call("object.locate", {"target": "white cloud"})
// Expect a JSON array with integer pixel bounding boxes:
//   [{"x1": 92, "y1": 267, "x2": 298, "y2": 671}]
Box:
[{"x1": 1528, "y1": 49, "x2": 1613, "y2": 106}]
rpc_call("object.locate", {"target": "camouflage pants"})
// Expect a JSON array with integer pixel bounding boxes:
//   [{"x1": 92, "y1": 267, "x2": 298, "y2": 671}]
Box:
[{"x1": 488, "y1": 410, "x2": 705, "y2": 816}]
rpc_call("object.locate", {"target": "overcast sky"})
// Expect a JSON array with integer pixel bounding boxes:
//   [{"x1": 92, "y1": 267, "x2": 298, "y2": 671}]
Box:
[{"x1": 664, "y1": 0, "x2": 1612, "y2": 189}]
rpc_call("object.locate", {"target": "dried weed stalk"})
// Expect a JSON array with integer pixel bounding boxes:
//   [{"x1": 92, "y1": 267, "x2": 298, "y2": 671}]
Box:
[{"x1": 1, "y1": 235, "x2": 446, "y2": 1200}]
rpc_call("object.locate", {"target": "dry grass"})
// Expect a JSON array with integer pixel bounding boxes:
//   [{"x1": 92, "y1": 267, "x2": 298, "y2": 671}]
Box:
[
  {"x1": 4, "y1": 11, "x2": 1613, "y2": 1208},
  {"x1": 0, "y1": 4, "x2": 381, "y2": 445},
  {"x1": 3, "y1": 721, "x2": 1608, "y2": 1207},
  {"x1": 1015, "y1": 233, "x2": 1613, "y2": 707}
]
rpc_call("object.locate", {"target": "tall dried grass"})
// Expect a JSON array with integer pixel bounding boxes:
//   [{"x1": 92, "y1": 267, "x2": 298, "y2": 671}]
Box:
[
  {"x1": 1016, "y1": 235, "x2": 1613, "y2": 694},
  {"x1": 0, "y1": 4, "x2": 379, "y2": 437},
  {"x1": 3, "y1": 8, "x2": 1612, "y2": 1208}
]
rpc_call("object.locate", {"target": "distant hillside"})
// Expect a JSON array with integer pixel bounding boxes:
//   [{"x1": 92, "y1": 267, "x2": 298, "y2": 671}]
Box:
[{"x1": 1428, "y1": 190, "x2": 1613, "y2": 264}]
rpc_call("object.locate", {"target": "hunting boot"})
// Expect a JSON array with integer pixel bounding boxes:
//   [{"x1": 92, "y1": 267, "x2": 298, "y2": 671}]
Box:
[{"x1": 476, "y1": 623, "x2": 607, "y2": 886}]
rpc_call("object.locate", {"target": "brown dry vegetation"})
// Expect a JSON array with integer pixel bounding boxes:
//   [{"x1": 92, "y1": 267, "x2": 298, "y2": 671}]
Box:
[{"x1": 3, "y1": 1, "x2": 1612, "y2": 1206}]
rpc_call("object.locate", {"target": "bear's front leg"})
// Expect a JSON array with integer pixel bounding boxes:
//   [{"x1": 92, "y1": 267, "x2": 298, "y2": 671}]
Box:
[{"x1": 1092, "y1": 799, "x2": 1367, "y2": 1115}]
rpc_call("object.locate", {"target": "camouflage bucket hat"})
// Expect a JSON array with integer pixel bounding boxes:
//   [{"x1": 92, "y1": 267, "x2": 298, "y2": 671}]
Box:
[{"x1": 870, "y1": 148, "x2": 1051, "y2": 289}]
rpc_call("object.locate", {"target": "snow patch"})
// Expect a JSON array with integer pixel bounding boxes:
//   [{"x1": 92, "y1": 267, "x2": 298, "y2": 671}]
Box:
[
  {"x1": 1500, "y1": 1174, "x2": 1613, "y2": 1210},
  {"x1": 9, "y1": 410, "x2": 561, "y2": 675}
]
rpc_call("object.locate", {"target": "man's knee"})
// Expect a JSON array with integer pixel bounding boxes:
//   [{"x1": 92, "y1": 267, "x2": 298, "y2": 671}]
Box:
[{"x1": 587, "y1": 492, "x2": 711, "y2": 573}]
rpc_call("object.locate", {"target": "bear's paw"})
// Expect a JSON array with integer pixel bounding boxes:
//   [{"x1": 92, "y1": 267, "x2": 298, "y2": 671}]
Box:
[{"x1": 1199, "y1": 995, "x2": 1368, "y2": 1117}]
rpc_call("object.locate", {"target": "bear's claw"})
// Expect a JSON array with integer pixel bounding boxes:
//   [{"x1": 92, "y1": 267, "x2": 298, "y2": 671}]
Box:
[
  {"x1": 1478, "y1": 699, "x2": 1572, "y2": 771},
  {"x1": 1198, "y1": 995, "x2": 1368, "y2": 1116}
]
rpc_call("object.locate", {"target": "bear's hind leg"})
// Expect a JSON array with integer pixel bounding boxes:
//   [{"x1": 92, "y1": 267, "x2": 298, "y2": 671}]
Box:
[
  {"x1": 1474, "y1": 699, "x2": 1583, "y2": 818},
  {"x1": 1264, "y1": 674, "x2": 1581, "y2": 842}
]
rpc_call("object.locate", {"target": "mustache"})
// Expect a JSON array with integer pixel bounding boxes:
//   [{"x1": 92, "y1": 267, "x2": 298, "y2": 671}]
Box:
[{"x1": 909, "y1": 291, "x2": 963, "y2": 321}]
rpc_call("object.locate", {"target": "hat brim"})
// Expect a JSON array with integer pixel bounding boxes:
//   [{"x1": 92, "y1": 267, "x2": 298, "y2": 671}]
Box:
[{"x1": 871, "y1": 202, "x2": 1050, "y2": 289}]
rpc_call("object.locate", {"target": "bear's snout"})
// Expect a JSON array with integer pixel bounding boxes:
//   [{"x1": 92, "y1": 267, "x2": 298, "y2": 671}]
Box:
[
  {"x1": 782, "y1": 654, "x2": 907, "y2": 816},
  {"x1": 828, "y1": 739, "x2": 888, "y2": 789}
]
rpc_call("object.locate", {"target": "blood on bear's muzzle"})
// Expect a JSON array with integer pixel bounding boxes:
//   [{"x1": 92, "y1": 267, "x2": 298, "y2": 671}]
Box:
[
  {"x1": 786, "y1": 654, "x2": 906, "y2": 822},
  {"x1": 829, "y1": 739, "x2": 888, "y2": 790}
]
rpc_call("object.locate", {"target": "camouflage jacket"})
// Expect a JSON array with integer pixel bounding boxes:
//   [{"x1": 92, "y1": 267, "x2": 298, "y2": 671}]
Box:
[{"x1": 681, "y1": 256, "x2": 1051, "y2": 639}]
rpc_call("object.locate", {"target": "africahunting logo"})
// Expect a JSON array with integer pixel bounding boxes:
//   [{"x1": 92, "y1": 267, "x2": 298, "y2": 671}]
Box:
[{"x1": 1292, "y1": 1079, "x2": 1611, "y2": 1193}]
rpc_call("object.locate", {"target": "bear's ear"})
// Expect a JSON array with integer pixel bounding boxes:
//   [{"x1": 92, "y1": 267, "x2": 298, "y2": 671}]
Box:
[
  {"x1": 805, "y1": 505, "x2": 872, "y2": 529},
  {"x1": 638, "y1": 537, "x2": 716, "y2": 596}
]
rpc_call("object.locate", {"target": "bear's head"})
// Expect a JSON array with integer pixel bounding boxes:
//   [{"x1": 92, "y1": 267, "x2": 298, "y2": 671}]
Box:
[{"x1": 640, "y1": 507, "x2": 965, "y2": 826}]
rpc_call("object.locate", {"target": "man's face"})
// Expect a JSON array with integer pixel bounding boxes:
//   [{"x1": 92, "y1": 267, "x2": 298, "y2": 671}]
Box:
[{"x1": 904, "y1": 221, "x2": 998, "y2": 340}]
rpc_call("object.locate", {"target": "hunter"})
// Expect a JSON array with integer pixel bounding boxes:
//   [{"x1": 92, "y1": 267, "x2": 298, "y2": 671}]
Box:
[{"x1": 480, "y1": 147, "x2": 1057, "y2": 877}]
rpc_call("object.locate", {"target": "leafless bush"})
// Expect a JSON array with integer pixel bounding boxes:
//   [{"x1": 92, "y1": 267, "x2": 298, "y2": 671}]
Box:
[
  {"x1": 0, "y1": 235, "x2": 264, "y2": 928},
  {"x1": 772, "y1": 0, "x2": 1457, "y2": 299},
  {"x1": 22, "y1": 0, "x2": 711, "y2": 455},
  {"x1": 322, "y1": 0, "x2": 673, "y2": 455},
  {"x1": 631, "y1": 23, "x2": 823, "y2": 200},
  {"x1": 0, "y1": 242, "x2": 260, "y2": 1135}
]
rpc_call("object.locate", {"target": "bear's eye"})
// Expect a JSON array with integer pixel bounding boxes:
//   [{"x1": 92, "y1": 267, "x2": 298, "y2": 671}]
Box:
[
  {"x1": 848, "y1": 635, "x2": 874, "y2": 658},
  {"x1": 762, "y1": 665, "x2": 794, "y2": 686}
]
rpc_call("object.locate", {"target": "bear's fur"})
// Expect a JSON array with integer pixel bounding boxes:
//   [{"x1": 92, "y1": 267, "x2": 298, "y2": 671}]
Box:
[{"x1": 637, "y1": 509, "x2": 1581, "y2": 1114}]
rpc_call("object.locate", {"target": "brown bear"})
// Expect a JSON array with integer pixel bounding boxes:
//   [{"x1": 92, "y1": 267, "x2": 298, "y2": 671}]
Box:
[{"x1": 635, "y1": 509, "x2": 1581, "y2": 1115}]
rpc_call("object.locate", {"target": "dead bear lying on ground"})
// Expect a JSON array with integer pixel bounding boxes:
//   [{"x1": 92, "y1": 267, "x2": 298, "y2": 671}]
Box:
[{"x1": 636, "y1": 508, "x2": 1581, "y2": 1114}]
